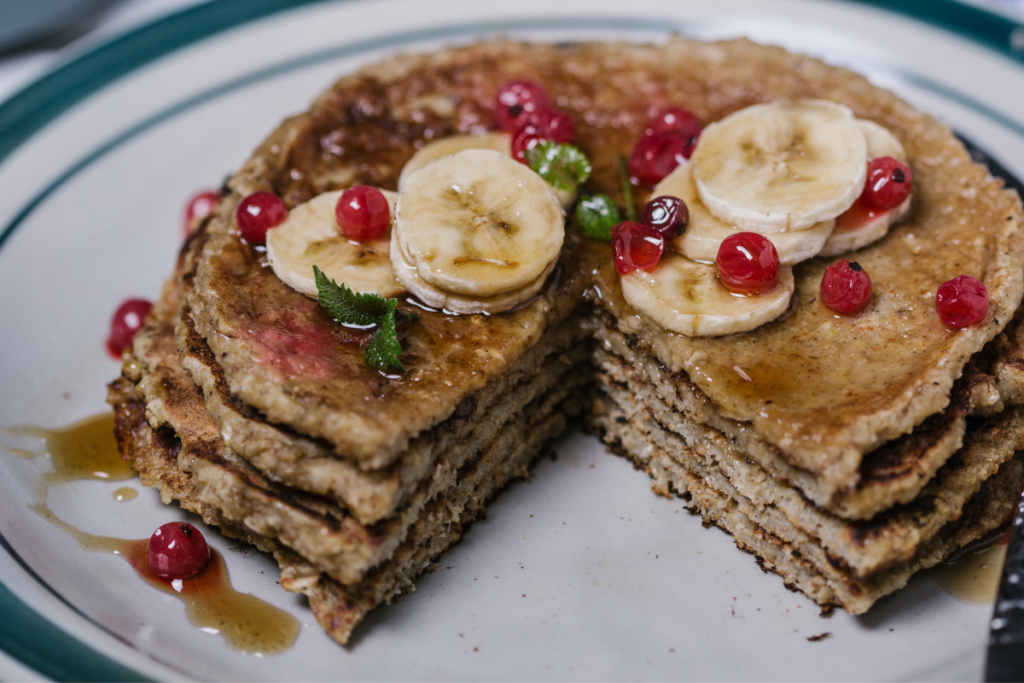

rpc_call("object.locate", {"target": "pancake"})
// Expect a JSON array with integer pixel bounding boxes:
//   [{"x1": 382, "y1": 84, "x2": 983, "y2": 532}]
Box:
[{"x1": 106, "y1": 36, "x2": 1024, "y2": 642}]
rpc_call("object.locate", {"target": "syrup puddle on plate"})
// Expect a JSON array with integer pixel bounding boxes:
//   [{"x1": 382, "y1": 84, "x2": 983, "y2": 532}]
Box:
[
  {"x1": 1, "y1": 412, "x2": 300, "y2": 656},
  {"x1": 927, "y1": 528, "x2": 1009, "y2": 604}
]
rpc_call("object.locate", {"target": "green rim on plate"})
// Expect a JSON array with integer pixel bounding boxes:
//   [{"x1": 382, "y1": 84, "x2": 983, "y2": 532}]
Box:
[{"x1": 0, "y1": 1, "x2": 1020, "y2": 680}]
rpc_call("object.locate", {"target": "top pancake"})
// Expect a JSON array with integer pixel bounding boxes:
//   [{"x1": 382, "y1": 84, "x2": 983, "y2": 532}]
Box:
[{"x1": 187, "y1": 39, "x2": 1023, "y2": 491}]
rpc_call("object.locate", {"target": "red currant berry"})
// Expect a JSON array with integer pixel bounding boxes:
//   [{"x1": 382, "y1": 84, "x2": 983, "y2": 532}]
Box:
[
  {"x1": 641, "y1": 196, "x2": 689, "y2": 239},
  {"x1": 649, "y1": 106, "x2": 702, "y2": 140},
  {"x1": 148, "y1": 522, "x2": 210, "y2": 580},
  {"x1": 820, "y1": 260, "x2": 872, "y2": 313},
  {"x1": 861, "y1": 157, "x2": 912, "y2": 211},
  {"x1": 494, "y1": 80, "x2": 552, "y2": 132},
  {"x1": 336, "y1": 186, "x2": 391, "y2": 240},
  {"x1": 628, "y1": 132, "x2": 694, "y2": 187},
  {"x1": 236, "y1": 192, "x2": 287, "y2": 245},
  {"x1": 512, "y1": 127, "x2": 547, "y2": 164},
  {"x1": 936, "y1": 275, "x2": 988, "y2": 328},
  {"x1": 515, "y1": 108, "x2": 576, "y2": 144},
  {"x1": 183, "y1": 190, "x2": 219, "y2": 237},
  {"x1": 611, "y1": 221, "x2": 665, "y2": 275},
  {"x1": 107, "y1": 298, "x2": 153, "y2": 357},
  {"x1": 716, "y1": 232, "x2": 780, "y2": 294}
]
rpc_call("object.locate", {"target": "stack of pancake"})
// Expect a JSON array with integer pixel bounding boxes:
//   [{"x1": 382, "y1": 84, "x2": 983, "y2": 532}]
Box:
[{"x1": 108, "y1": 38, "x2": 1024, "y2": 644}]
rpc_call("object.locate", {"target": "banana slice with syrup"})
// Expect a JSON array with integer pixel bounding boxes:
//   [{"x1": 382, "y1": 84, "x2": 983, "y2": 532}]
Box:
[
  {"x1": 692, "y1": 99, "x2": 867, "y2": 233},
  {"x1": 266, "y1": 189, "x2": 404, "y2": 298},
  {"x1": 398, "y1": 132, "x2": 575, "y2": 210},
  {"x1": 621, "y1": 252, "x2": 796, "y2": 337},
  {"x1": 654, "y1": 161, "x2": 833, "y2": 266},
  {"x1": 819, "y1": 119, "x2": 911, "y2": 257},
  {"x1": 392, "y1": 148, "x2": 564, "y2": 314}
]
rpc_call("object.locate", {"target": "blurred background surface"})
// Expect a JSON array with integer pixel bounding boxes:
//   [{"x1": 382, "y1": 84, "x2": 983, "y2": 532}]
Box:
[{"x1": 1, "y1": 0, "x2": 1023, "y2": 103}]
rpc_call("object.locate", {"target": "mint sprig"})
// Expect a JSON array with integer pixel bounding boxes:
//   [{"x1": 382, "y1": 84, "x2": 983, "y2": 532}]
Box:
[
  {"x1": 364, "y1": 298, "x2": 405, "y2": 374},
  {"x1": 313, "y1": 266, "x2": 413, "y2": 374},
  {"x1": 575, "y1": 195, "x2": 621, "y2": 242},
  {"x1": 526, "y1": 141, "x2": 592, "y2": 193}
]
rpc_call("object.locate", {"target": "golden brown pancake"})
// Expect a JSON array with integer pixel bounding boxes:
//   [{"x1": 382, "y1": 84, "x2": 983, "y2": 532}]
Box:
[{"x1": 109, "y1": 36, "x2": 1024, "y2": 640}]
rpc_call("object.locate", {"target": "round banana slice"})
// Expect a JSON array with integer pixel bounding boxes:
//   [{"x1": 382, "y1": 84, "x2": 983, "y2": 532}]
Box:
[
  {"x1": 654, "y1": 161, "x2": 833, "y2": 266},
  {"x1": 398, "y1": 133, "x2": 512, "y2": 190},
  {"x1": 692, "y1": 99, "x2": 867, "y2": 233},
  {"x1": 266, "y1": 189, "x2": 404, "y2": 298},
  {"x1": 819, "y1": 120, "x2": 910, "y2": 257},
  {"x1": 621, "y1": 252, "x2": 795, "y2": 337},
  {"x1": 391, "y1": 230, "x2": 557, "y2": 314},
  {"x1": 394, "y1": 148, "x2": 564, "y2": 298},
  {"x1": 398, "y1": 132, "x2": 575, "y2": 210}
]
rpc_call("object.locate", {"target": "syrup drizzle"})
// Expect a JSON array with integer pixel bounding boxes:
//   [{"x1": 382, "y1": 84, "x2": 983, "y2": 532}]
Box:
[
  {"x1": 112, "y1": 487, "x2": 137, "y2": 502},
  {"x1": 2, "y1": 413, "x2": 301, "y2": 655},
  {"x1": 927, "y1": 528, "x2": 1010, "y2": 604}
]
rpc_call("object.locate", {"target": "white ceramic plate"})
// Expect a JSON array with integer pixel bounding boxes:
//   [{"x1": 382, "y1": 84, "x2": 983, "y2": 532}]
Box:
[{"x1": 2, "y1": 1, "x2": 1024, "y2": 680}]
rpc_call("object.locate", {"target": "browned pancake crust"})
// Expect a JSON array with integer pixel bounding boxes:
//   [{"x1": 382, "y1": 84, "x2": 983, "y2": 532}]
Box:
[{"x1": 189, "y1": 38, "x2": 1022, "y2": 497}]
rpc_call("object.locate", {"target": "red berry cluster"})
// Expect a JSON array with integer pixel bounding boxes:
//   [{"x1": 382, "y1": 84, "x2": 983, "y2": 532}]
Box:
[
  {"x1": 629, "y1": 107, "x2": 702, "y2": 186},
  {"x1": 861, "y1": 157, "x2": 913, "y2": 211},
  {"x1": 107, "y1": 298, "x2": 153, "y2": 358},
  {"x1": 936, "y1": 275, "x2": 988, "y2": 328},
  {"x1": 148, "y1": 522, "x2": 210, "y2": 580},
  {"x1": 821, "y1": 260, "x2": 872, "y2": 313},
  {"x1": 817, "y1": 261, "x2": 988, "y2": 329},
  {"x1": 236, "y1": 191, "x2": 288, "y2": 245},
  {"x1": 336, "y1": 185, "x2": 391, "y2": 241},
  {"x1": 183, "y1": 189, "x2": 219, "y2": 238},
  {"x1": 611, "y1": 195, "x2": 688, "y2": 275},
  {"x1": 494, "y1": 80, "x2": 577, "y2": 162},
  {"x1": 716, "y1": 233, "x2": 780, "y2": 294}
]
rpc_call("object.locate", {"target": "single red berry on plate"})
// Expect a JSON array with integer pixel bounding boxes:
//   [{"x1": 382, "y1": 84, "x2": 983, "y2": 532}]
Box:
[
  {"x1": 236, "y1": 191, "x2": 287, "y2": 245},
  {"x1": 516, "y1": 108, "x2": 576, "y2": 144},
  {"x1": 861, "y1": 157, "x2": 912, "y2": 211},
  {"x1": 494, "y1": 80, "x2": 552, "y2": 132},
  {"x1": 512, "y1": 127, "x2": 548, "y2": 163},
  {"x1": 336, "y1": 186, "x2": 391, "y2": 240},
  {"x1": 148, "y1": 522, "x2": 211, "y2": 580},
  {"x1": 641, "y1": 195, "x2": 689, "y2": 239},
  {"x1": 649, "y1": 106, "x2": 702, "y2": 141},
  {"x1": 936, "y1": 275, "x2": 988, "y2": 328},
  {"x1": 183, "y1": 190, "x2": 219, "y2": 237},
  {"x1": 716, "y1": 232, "x2": 780, "y2": 294},
  {"x1": 611, "y1": 221, "x2": 665, "y2": 275},
  {"x1": 628, "y1": 132, "x2": 694, "y2": 186},
  {"x1": 820, "y1": 260, "x2": 872, "y2": 313},
  {"x1": 107, "y1": 298, "x2": 153, "y2": 357}
]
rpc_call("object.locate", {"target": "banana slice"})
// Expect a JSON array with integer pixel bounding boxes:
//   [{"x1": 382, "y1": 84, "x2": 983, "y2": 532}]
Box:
[
  {"x1": 398, "y1": 132, "x2": 575, "y2": 210},
  {"x1": 621, "y1": 252, "x2": 795, "y2": 337},
  {"x1": 654, "y1": 161, "x2": 833, "y2": 266},
  {"x1": 819, "y1": 120, "x2": 910, "y2": 257},
  {"x1": 391, "y1": 230, "x2": 557, "y2": 314},
  {"x1": 266, "y1": 189, "x2": 404, "y2": 298},
  {"x1": 398, "y1": 133, "x2": 512, "y2": 190},
  {"x1": 394, "y1": 148, "x2": 564, "y2": 300},
  {"x1": 692, "y1": 99, "x2": 867, "y2": 233}
]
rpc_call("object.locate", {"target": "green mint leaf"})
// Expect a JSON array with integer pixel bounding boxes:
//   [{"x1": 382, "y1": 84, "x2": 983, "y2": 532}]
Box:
[
  {"x1": 617, "y1": 154, "x2": 637, "y2": 222},
  {"x1": 314, "y1": 265, "x2": 389, "y2": 327},
  {"x1": 526, "y1": 141, "x2": 592, "y2": 193},
  {"x1": 575, "y1": 195, "x2": 622, "y2": 241},
  {"x1": 364, "y1": 299, "x2": 405, "y2": 374}
]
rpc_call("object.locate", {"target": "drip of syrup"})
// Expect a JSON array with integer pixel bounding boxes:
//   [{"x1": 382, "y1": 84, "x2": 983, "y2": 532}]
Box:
[
  {"x1": 1, "y1": 413, "x2": 134, "y2": 485},
  {"x1": 2, "y1": 412, "x2": 301, "y2": 655},
  {"x1": 834, "y1": 197, "x2": 881, "y2": 233},
  {"x1": 113, "y1": 487, "x2": 137, "y2": 502},
  {"x1": 928, "y1": 528, "x2": 1010, "y2": 604}
]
